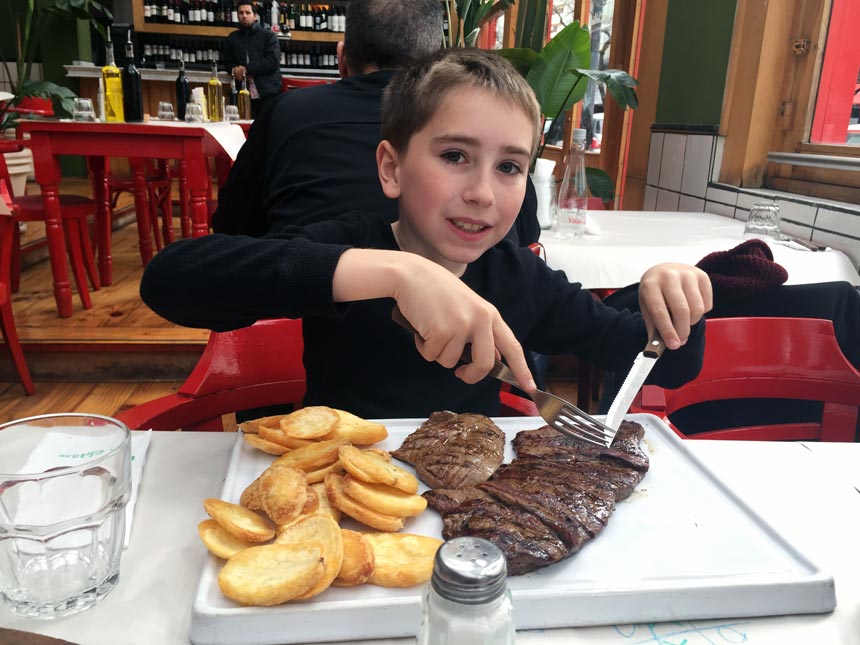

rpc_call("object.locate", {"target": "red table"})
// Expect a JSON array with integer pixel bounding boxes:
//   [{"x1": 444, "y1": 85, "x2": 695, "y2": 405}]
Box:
[{"x1": 20, "y1": 120, "x2": 235, "y2": 317}]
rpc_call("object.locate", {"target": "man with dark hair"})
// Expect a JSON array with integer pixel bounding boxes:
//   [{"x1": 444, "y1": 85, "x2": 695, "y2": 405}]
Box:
[
  {"x1": 213, "y1": 0, "x2": 539, "y2": 244},
  {"x1": 222, "y1": 1, "x2": 282, "y2": 118}
]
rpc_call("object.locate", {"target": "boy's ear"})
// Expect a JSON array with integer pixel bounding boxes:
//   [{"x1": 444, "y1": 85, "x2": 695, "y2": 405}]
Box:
[
  {"x1": 336, "y1": 41, "x2": 348, "y2": 78},
  {"x1": 376, "y1": 140, "x2": 402, "y2": 199}
]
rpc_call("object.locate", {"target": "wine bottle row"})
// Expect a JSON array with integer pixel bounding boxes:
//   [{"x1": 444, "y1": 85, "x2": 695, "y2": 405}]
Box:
[
  {"x1": 137, "y1": 33, "x2": 337, "y2": 71},
  {"x1": 142, "y1": 0, "x2": 347, "y2": 32}
]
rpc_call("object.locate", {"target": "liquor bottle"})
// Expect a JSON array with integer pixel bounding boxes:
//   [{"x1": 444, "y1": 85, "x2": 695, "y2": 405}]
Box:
[
  {"x1": 555, "y1": 128, "x2": 588, "y2": 239},
  {"x1": 238, "y1": 77, "x2": 252, "y2": 120},
  {"x1": 122, "y1": 31, "x2": 144, "y2": 122},
  {"x1": 206, "y1": 60, "x2": 224, "y2": 121},
  {"x1": 175, "y1": 58, "x2": 191, "y2": 120},
  {"x1": 101, "y1": 30, "x2": 124, "y2": 122},
  {"x1": 417, "y1": 538, "x2": 515, "y2": 645}
]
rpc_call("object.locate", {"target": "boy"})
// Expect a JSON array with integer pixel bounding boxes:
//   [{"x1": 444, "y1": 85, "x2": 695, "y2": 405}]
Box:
[{"x1": 141, "y1": 49, "x2": 712, "y2": 419}]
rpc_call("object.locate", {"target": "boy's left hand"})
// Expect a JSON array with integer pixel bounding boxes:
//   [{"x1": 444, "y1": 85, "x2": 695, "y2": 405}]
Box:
[{"x1": 638, "y1": 263, "x2": 713, "y2": 350}]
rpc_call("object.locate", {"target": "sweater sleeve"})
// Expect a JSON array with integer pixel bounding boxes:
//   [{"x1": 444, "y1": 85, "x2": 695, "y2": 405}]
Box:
[{"x1": 140, "y1": 233, "x2": 349, "y2": 331}]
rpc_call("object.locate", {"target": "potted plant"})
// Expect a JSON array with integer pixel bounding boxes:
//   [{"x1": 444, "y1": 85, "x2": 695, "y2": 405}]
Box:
[{"x1": 1, "y1": 0, "x2": 110, "y2": 195}]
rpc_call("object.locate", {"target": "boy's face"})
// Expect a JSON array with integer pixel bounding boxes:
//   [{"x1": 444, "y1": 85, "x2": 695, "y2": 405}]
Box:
[{"x1": 378, "y1": 85, "x2": 534, "y2": 275}]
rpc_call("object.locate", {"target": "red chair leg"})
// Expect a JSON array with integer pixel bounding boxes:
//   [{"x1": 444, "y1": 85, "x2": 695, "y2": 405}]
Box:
[
  {"x1": 64, "y1": 220, "x2": 93, "y2": 310},
  {"x1": 0, "y1": 299, "x2": 35, "y2": 395},
  {"x1": 10, "y1": 223, "x2": 21, "y2": 293},
  {"x1": 79, "y1": 216, "x2": 101, "y2": 291},
  {"x1": 159, "y1": 185, "x2": 174, "y2": 245},
  {"x1": 148, "y1": 185, "x2": 164, "y2": 252}
]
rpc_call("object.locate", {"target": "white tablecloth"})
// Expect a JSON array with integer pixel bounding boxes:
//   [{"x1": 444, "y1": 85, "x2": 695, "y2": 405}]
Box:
[
  {"x1": 539, "y1": 211, "x2": 860, "y2": 289},
  {"x1": 2, "y1": 428, "x2": 858, "y2": 645}
]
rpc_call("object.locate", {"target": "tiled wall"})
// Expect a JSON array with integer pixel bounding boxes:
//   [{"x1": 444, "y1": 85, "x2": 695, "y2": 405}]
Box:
[
  {"x1": 0, "y1": 63, "x2": 42, "y2": 94},
  {"x1": 644, "y1": 129, "x2": 860, "y2": 268}
]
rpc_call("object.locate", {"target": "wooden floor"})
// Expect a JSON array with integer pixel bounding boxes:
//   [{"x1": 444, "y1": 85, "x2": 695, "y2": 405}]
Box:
[{"x1": 0, "y1": 178, "x2": 584, "y2": 423}]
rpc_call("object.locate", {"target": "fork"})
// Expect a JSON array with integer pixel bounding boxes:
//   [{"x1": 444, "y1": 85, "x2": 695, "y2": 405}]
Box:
[{"x1": 390, "y1": 307, "x2": 616, "y2": 447}]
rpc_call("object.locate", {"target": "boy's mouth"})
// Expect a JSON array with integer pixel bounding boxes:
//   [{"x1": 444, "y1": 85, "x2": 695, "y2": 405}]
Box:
[{"x1": 450, "y1": 219, "x2": 489, "y2": 233}]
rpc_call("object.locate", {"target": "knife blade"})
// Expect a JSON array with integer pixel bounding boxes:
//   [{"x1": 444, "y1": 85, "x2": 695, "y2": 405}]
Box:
[{"x1": 604, "y1": 333, "x2": 666, "y2": 431}]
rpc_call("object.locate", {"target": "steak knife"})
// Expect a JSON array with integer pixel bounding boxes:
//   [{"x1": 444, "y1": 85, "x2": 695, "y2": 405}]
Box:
[{"x1": 604, "y1": 332, "x2": 666, "y2": 431}]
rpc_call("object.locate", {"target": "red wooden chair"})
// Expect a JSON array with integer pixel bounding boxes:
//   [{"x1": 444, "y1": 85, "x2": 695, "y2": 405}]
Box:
[
  {"x1": 0, "y1": 179, "x2": 35, "y2": 395},
  {"x1": 630, "y1": 317, "x2": 860, "y2": 442},
  {"x1": 117, "y1": 318, "x2": 538, "y2": 432},
  {"x1": 107, "y1": 158, "x2": 175, "y2": 252},
  {"x1": 281, "y1": 77, "x2": 330, "y2": 92},
  {"x1": 0, "y1": 140, "x2": 99, "y2": 311}
]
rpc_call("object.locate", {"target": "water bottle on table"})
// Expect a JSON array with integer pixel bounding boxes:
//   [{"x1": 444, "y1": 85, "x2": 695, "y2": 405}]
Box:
[{"x1": 554, "y1": 128, "x2": 588, "y2": 239}]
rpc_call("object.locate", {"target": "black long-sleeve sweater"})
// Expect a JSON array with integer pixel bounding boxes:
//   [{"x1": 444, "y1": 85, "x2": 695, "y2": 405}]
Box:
[{"x1": 141, "y1": 213, "x2": 704, "y2": 418}]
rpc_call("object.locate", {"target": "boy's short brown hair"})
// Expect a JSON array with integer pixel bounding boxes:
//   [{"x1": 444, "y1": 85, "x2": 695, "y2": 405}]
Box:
[{"x1": 381, "y1": 48, "x2": 542, "y2": 156}]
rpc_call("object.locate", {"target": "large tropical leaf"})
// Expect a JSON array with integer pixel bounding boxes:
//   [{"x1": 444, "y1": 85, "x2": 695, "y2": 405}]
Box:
[
  {"x1": 586, "y1": 167, "x2": 615, "y2": 203},
  {"x1": 575, "y1": 68, "x2": 639, "y2": 110},
  {"x1": 514, "y1": 0, "x2": 548, "y2": 52},
  {"x1": 498, "y1": 47, "x2": 539, "y2": 78},
  {"x1": 21, "y1": 79, "x2": 78, "y2": 117}
]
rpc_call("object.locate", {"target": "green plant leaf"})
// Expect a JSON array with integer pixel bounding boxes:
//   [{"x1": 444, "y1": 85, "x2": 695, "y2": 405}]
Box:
[
  {"x1": 21, "y1": 79, "x2": 78, "y2": 117},
  {"x1": 514, "y1": 0, "x2": 548, "y2": 52},
  {"x1": 497, "y1": 47, "x2": 539, "y2": 78},
  {"x1": 575, "y1": 68, "x2": 639, "y2": 110},
  {"x1": 586, "y1": 167, "x2": 615, "y2": 203}
]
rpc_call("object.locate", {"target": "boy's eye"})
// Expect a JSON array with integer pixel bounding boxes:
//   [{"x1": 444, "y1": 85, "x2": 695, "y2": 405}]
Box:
[
  {"x1": 441, "y1": 150, "x2": 466, "y2": 164},
  {"x1": 498, "y1": 161, "x2": 523, "y2": 175}
]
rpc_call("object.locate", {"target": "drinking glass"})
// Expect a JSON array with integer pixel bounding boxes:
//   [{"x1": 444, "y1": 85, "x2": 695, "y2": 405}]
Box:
[
  {"x1": 0, "y1": 414, "x2": 131, "y2": 619},
  {"x1": 72, "y1": 98, "x2": 97, "y2": 122},
  {"x1": 157, "y1": 101, "x2": 176, "y2": 120},
  {"x1": 224, "y1": 105, "x2": 240, "y2": 122},
  {"x1": 185, "y1": 103, "x2": 204, "y2": 123},
  {"x1": 743, "y1": 202, "x2": 781, "y2": 239}
]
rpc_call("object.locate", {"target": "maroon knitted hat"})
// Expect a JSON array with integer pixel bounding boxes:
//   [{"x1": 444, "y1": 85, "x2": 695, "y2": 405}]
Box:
[{"x1": 696, "y1": 239, "x2": 788, "y2": 300}]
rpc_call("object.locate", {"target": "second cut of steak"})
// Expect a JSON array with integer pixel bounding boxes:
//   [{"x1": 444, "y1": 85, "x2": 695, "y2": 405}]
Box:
[{"x1": 391, "y1": 411, "x2": 505, "y2": 488}]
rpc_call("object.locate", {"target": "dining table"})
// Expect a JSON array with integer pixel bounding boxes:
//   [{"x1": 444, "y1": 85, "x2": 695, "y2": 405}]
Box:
[
  {"x1": 18, "y1": 120, "x2": 246, "y2": 317},
  {"x1": 538, "y1": 210, "x2": 860, "y2": 290},
  {"x1": 1, "y1": 425, "x2": 858, "y2": 645}
]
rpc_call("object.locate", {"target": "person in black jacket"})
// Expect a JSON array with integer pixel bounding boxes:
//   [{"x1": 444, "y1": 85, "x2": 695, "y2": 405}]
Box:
[
  {"x1": 142, "y1": 49, "x2": 710, "y2": 419},
  {"x1": 223, "y1": 1, "x2": 282, "y2": 117},
  {"x1": 212, "y1": 0, "x2": 541, "y2": 245}
]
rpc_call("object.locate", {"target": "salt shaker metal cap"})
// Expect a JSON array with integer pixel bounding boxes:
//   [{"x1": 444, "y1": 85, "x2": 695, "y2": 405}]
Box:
[{"x1": 431, "y1": 537, "x2": 508, "y2": 605}]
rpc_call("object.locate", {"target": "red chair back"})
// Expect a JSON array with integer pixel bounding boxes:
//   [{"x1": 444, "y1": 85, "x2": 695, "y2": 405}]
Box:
[
  {"x1": 281, "y1": 77, "x2": 330, "y2": 92},
  {"x1": 633, "y1": 317, "x2": 860, "y2": 442}
]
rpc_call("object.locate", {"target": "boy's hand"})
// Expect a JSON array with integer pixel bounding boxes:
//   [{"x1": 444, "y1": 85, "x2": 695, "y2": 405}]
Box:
[{"x1": 638, "y1": 263, "x2": 713, "y2": 350}]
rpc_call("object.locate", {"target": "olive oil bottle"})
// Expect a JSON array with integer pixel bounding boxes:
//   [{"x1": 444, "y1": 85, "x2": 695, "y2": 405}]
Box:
[
  {"x1": 237, "y1": 78, "x2": 252, "y2": 120},
  {"x1": 206, "y1": 60, "x2": 224, "y2": 121},
  {"x1": 101, "y1": 29, "x2": 124, "y2": 122}
]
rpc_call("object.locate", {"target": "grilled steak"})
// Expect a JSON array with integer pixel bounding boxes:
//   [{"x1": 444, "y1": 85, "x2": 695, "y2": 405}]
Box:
[
  {"x1": 391, "y1": 411, "x2": 505, "y2": 488},
  {"x1": 423, "y1": 420, "x2": 649, "y2": 575}
]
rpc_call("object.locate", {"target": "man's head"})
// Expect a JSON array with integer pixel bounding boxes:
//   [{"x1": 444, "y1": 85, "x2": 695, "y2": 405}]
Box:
[
  {"x1": 377, "y1": 49, "x2": 541, "y2": 275},
  {"x1": 236, "y1": 1, "x2": 256, "y2": 28},
  {"x1": 341, "y1": 0, "x2": 443, "y2": 74}
]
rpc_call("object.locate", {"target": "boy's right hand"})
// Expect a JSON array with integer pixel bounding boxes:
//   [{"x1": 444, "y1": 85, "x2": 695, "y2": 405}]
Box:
[{"x1": 331, "y1": 248, "x2": 536, "y2": 394}]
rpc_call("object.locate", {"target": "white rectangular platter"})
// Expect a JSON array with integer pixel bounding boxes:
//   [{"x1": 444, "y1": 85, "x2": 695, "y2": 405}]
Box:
[{"x1": 190, "y1": 414, "x2": 835, "y2": 645}]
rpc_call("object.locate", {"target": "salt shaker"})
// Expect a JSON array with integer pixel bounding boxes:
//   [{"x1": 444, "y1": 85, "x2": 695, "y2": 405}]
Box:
[{"x1": 417, "y1": 537, "x2": 515, "y2": 645}]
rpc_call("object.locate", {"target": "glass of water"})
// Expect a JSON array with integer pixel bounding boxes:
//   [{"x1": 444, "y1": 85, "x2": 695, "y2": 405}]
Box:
[
  {"x1": 0, "y1": 414, "x2": 131, "y2": 619},
  {"x1": 743, "y1": 202, "x2": 781, "y2": 239}
]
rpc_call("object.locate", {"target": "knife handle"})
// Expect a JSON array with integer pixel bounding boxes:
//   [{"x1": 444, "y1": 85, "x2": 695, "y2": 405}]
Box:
[{"x1": 644, "y1": 332, "x2": 666, "y2": 359}]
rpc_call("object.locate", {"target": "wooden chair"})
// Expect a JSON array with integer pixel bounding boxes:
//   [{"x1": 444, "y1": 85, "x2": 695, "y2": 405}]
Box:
[
  {"x1": 0, "y1": 139, "x2": 99, "y2": 311},
  {"x1": 117, "y1": 318, "x2": 538, "y2": 432},
  {"x1": 630, "y1": 317, "x2": 860, "y2": 442},
  {"x1": 281, "y1": 77, "x2": 330, "y2": 92},
  {"x1": 107, "y1": 158, "x2": 175, "y2": 253},
  {"x1": 0, "y1": 179, "x2": 35, "y2": 395}
]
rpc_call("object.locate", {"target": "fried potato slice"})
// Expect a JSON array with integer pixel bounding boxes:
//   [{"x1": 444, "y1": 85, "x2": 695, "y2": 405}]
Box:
[
  {"x1": 305, "y1": 459, "x2": 345, "y2": 484},
  {"x1": 279, "y1": 406, "x2": 340, "y2": 440},
  {"x1": 258, "y1": 424, "x2": 314, "y2": 449},
  {"x1": 204, "y1": 498, "x2": 275, "y2": 543},
  {"x1": 218, "y1": 543, "x2": 324, "y2": 606},
  {"x1": 239, "y1": 414, "x2": 285, "y2": 434},
  {"x1": 333, "y1": 529, "x2": 375, "y2": 587},
  {"x1": 321, "y1": 410, "x2": 388, "y2": 445},
  {"x1": 239, "y1": 477, "x2": 264, "y2": 511},
  {"x1": 324, "y1": 473, "x2": 405, "y2": 532},
  {"x1": 274, "y1": 515, "x2": 344, "y2": 599},
  {"x1": 311, "y1": 481, "x2": 341, "y2": 522},
  {"x1": 198, "y1": 519, "x2": 256, "y2": 560},
  {"x1": 338, "y1": 445, "x2": 419, "y2": 494},
  {"x1": 302, "y1": 486, "x2": 319, "y2": 514},
  {"x1": 363, "y1": 533, "x2": 442, "y2": 588},
  {"x1": 274, "y1": 438, "x2": 346, "y2": 472},
  {"x1": 260, "y1": 465, "x2": 308, "y2": 525},
  {"x1": 342, "y1": 474, "x2": 427, "y2": 517},
  {"x1": 243, "y1": 432, "x2": 290, "y2": 455}
]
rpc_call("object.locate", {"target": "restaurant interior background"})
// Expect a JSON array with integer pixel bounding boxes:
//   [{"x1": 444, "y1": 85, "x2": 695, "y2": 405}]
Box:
[{"x1": 1, "y1": 0, "x2": 859, "y2": 413}]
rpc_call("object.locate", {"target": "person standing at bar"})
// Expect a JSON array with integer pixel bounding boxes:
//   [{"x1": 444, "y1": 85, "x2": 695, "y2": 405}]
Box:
[{"x1": 223, "y1": 1, "x2": 282, "y2": 117}]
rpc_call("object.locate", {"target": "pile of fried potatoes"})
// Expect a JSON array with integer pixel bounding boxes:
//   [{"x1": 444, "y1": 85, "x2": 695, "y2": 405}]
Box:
[{"x1": 198, "y1": 406, "x2": 442, "y2": 607}]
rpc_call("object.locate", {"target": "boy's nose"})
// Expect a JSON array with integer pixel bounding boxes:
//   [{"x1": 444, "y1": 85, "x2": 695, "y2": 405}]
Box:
[{"x1": 462, "y1": 169, "x2": 495, "y2": 207}]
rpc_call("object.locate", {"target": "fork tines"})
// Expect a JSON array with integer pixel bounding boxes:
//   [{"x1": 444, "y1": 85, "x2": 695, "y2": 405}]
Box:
[{"x1": 551, "y1": 407, "x2": 616, "y2": 448}]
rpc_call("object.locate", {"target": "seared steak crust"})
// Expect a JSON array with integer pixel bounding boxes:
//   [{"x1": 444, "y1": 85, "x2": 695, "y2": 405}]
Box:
[
  {"x1": 391, "y1": 411, "x2": 505, "y2": 488},
  {"x1": 422, "y1": 420, "x2": 649, "y2": 575}
]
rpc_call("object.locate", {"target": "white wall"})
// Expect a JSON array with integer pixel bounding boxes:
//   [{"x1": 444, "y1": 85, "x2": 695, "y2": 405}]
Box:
[{"x1": 644, "y1": 130, "x2": 860, "y2": 268}]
